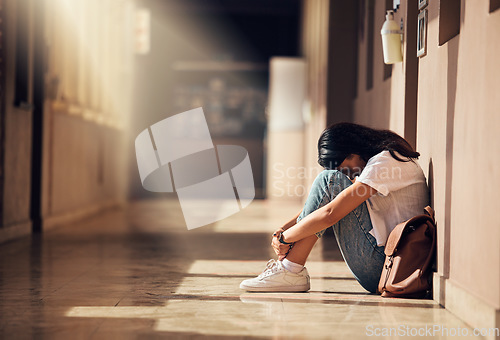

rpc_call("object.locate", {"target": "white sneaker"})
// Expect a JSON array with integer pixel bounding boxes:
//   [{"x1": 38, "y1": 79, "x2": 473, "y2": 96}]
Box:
[{"x1": 239, "y1": 259, "x2": 310, "y2": 292}]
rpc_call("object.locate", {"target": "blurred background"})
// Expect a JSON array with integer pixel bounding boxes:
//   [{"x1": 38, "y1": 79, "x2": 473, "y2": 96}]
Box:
[
  {"x1": 129, "y1": 0, "x2": 301, "y2": 200},
  {"x1": 0, "y1": 0, "x2": 499, "y2": 333}
]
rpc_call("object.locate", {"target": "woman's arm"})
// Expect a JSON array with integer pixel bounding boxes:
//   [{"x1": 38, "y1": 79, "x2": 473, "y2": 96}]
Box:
[
  {"x1": 281, "y1": 182, "x2": 377, "y2": 243},
  {"x1": 278, "y1": 210, "x2": 302, "y2": 232},
  {"x1": 270, "y1": 210, "x2": 302, "y2": 259}
]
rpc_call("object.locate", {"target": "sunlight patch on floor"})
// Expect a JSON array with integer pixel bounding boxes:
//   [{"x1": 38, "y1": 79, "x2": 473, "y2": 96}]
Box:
[{"x1": 64, "y1": 259, "x2": 472, "y2": 338}]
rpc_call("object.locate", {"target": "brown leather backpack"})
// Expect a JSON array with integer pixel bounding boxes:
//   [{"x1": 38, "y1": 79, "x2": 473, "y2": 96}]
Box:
[{"x1": 378, "y1": 206, "x2": 437, "y2": 298}]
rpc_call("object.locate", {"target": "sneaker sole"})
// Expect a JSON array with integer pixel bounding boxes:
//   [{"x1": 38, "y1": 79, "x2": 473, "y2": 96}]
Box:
[{"x1": 239, "y1": 283, "x2": 310, "y2": 292}]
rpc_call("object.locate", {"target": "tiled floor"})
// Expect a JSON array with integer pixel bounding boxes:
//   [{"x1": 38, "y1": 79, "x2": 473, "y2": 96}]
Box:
[{"x1": 0, "y1": 199, "x2": 476, "y2": 339}]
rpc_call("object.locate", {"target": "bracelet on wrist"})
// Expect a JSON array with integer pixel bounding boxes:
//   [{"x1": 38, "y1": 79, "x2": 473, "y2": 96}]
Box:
[{"x1": 278, "y1": 233, "x2": 293, "y2": 245}]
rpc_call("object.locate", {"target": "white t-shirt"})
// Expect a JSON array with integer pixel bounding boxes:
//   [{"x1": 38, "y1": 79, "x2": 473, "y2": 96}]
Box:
[{"x1": 356, "y1": 150, "x2": 429, "y2": 246}]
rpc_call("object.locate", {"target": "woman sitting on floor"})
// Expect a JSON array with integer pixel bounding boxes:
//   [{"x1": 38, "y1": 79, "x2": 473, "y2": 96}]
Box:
[{"x1": 240, "y1": 122, "x2": 429, "y2": 293}]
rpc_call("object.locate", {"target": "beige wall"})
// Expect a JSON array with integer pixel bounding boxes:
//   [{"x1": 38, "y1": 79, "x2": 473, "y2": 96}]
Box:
[
  {"x1": 41, "y1": 0, "x2": 133, "y2": 227},
  {"x1": 351, "y1": 0, "x2": 500, "y2": 310},
  {"x1": 302, "y1": 0, "x2": 499, "y2": 331},
  {"x1": 417, "y1": 0, "x2": 500, "y2": 310},
  {"x1": 354, "y1": 1, "x2": 393, "y2": 131},
  {"x1": 42, "y1": 111, "x2": 127, "y2": 223},
  {"x1": 354, "y1": 0, "x2": 419, "y2": 147},
  {"x1": 448, "y1": 1, "x2": 500, "y2": 309},
  {"x1": 0, "y1": 0, "x2": 133, "y2": 243}
]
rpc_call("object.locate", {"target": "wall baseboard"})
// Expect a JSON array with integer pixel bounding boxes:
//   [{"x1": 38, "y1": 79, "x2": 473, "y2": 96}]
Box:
[
  {"x1": 0, "y1": 200, "x2": 123, "y2": 244},
  {"x1": 43, "y1": 200, "x2": 123, "y2": 230},
  {"x1": 0, "y1": 221, "x2": 32, "y2": 244},
  {"x1": 434, "y1": 273, "x2": 500, "y2": 339}
]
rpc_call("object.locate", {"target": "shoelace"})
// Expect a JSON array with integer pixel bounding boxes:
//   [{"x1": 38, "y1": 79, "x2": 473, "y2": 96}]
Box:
[{"x1": 257, "y1": 259, "x2": 283, "y2": 279}]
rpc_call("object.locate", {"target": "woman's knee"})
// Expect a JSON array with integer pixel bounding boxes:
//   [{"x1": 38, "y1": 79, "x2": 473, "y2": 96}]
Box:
[
  {"x1": 298, "y1": 170, "x2": 353, "y2": 222},
  {"x1": 313, "y1": 169, "x2": 340, "y2": 185},
  {"x1": 313, "y1": 170, "x2": 352, "y2": 193}
]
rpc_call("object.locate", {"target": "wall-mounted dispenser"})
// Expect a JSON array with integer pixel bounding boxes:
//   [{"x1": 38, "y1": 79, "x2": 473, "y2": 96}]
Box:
[{"x1": 381, "y1": 10, "x2": 403, "y2": 64}]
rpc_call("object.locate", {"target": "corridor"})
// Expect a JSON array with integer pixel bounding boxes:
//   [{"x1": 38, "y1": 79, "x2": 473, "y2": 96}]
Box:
[
  {"x1": 0, "y1": 200, "x2": 474, "y2": 339},
  {"x1": 1, "y1": 0, "x2": 499, "y2": 337}
]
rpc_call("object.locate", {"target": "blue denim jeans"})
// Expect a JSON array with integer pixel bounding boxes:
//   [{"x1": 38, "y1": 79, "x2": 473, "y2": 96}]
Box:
[{"x1": 297, "y1": 170, "x2": 385, "y2": 293}]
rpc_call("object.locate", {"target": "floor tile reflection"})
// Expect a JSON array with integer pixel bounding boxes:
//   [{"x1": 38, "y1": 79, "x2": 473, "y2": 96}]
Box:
[{"x1": 0, "y1": 199, "x2": 474, "y2": 338}]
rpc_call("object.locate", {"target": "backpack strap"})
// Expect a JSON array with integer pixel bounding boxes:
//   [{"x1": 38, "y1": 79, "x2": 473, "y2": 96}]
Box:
[
  {"x1": 384, "y1": 222, "x2": 406, "y2": 256},
  {"x1": 424, "y1": 206, "x2": 435, "y2": 221}
]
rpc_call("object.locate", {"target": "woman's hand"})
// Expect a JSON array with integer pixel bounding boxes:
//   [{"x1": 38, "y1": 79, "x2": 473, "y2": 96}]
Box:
[{"x1": 271, "y1": 230, "x2": 293, "y2": 260}]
